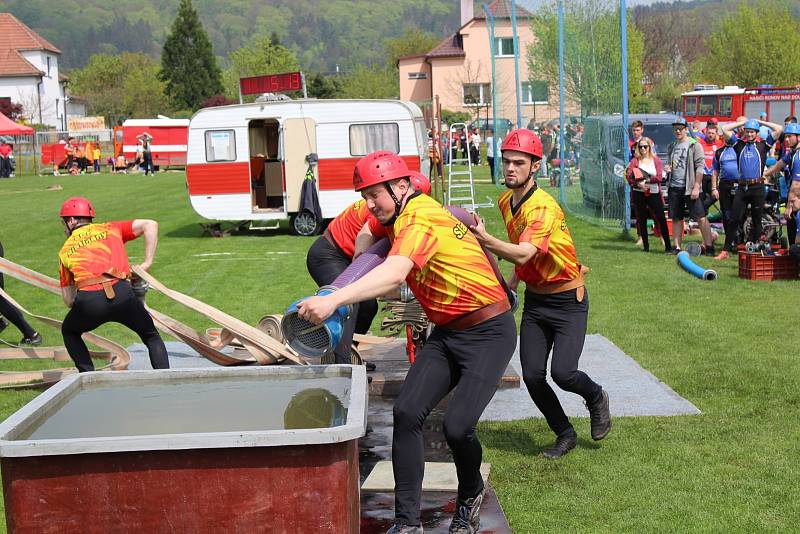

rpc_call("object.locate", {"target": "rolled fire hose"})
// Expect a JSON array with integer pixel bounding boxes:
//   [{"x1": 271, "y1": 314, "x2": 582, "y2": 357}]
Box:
[
  {"x1": 282, "y1": 206, "x2": 517, "y2": 358},
  {"x1": 676, "y1": 251, "x2": 717, "y2": 281}
]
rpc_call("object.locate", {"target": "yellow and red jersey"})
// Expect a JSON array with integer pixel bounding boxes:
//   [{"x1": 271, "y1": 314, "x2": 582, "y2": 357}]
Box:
[
  {"x1": 499, "y1": 187, "x2": 581, "y2": 287},
  {"x1": 387, "y1": 195, "x2": 505, "y2": 325},
  {"x1": 58, "y1": 221, "x2": 137, "y2": 289},
  {"x1": 328, "y1": 200, "x2": 372, "y2": 258}
]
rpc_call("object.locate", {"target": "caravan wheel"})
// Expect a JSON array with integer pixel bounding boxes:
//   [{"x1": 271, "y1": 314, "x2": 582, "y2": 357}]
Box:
[{"x1": 290, "y1": 210, "x2": 322, "y2": 236}]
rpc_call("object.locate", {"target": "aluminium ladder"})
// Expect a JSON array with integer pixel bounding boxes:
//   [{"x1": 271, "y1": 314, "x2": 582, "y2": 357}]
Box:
[{"x1": 446, "y1": 123, "x2": 493, "y2": 211}]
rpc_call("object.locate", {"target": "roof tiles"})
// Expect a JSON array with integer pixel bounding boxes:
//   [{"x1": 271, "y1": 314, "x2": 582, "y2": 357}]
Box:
[{"x1": 0, "y1": 13, "x2": 60, "y2": 78}]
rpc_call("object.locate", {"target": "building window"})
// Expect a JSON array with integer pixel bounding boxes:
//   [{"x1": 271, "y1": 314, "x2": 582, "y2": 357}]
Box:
[
  {"x1": 205, "y1": 130, "x2": 236, "y2": 162},
  {"x1": 494, "y1": 37, "x2": 515, "y2": 57},
  {"x1": 522, "y1": 81, "x2": 549, "y2": 104},
  {"x1": 350, "y1": 123, "x2": 400, "y2": 156},
  {"x1": 463, "y1": 83, "x2": 491, "y2": 106},
  {"x1": 407, "y1": 72, "x2": 428, "y2": 80},
  {"x1": 46, "y1": 56, "x2": 51, "y2": 77}
]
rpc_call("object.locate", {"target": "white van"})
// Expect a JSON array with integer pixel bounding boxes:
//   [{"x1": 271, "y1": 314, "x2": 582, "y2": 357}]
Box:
[{"x1": 186, "y1": 99, "x2": 429, "y2": 235}]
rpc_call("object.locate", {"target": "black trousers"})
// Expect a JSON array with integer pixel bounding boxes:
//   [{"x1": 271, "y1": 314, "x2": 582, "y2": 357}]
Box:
[
  {"x1": 520, "y1": 288, "x2": 602, "y2": 438},
  {"x1": 0, "y1": 240, "x2": 37, "y2": 338},
  {"x1": 392, "y1": 311, "x2": 516, "y2": 525},
  {"x1": 305, "y1": 235, "x2": 378, "y2": 363},
  {"x1": 719, "y1": 181, "x2": 738, "y2": 251},
  {"x1": 143, "y1": 152, "x2": 154, "y2": 175},
  {"x1": 731, "y1": 184, "x2": 767, "y2": 243},
  {"x1": 0, "y1": 156, "x2": 10, "y2": 178},
  {"x1": 62, "y1": 280, "x2": 169, "y2": 372},
  {"x1": 633, "y1": 190, "x2": 671, "y2": 251}
]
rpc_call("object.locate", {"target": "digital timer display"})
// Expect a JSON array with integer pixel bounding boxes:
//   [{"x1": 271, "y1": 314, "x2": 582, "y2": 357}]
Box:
[{"x1": 240, "y1": 72, "x2": 302, "y2": 96}]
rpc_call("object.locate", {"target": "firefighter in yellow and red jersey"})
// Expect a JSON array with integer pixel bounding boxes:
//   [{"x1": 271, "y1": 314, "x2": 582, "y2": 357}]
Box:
[
  {"x1": 58, "y1": 197, "x2": 169, "y2": 372},
  {"x1": 297, "y1": 151, "x2": 516, "y2": 534},
  {"x1": 470, "y1": 128, "x2": 611, "y2": 460}
]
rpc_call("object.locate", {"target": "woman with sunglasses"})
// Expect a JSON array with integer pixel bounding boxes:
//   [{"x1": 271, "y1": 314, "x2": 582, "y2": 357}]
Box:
[{"x1": 627, "y1": 138, "x2": 673, "y2": 253}]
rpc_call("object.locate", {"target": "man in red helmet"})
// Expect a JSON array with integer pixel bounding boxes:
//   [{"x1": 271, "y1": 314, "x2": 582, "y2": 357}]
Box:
[
  {"x1": 470, "y1": 128, "x2": 611, "y2": 460},
  {"x1": 296, "y1": 151, "x2": 515, "y2": 534},
  {"x1": 57, "y1": 197, "x2": 169, "y2": 372}
]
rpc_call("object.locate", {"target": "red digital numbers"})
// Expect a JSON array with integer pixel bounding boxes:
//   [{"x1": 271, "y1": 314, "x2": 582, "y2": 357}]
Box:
[{"x1": 240, "y1": 72, "x2": 302, "y2": 96}]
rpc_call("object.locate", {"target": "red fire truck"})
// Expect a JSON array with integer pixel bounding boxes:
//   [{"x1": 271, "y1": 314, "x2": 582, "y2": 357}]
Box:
[{"x1": 681, "y1": 85, "x2": 800, "y2": 124}]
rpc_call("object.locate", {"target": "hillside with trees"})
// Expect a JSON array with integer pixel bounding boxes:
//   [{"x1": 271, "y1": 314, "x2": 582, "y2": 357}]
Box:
[{"x1": 1, "y1": 0, "x2": 459, "y2": 72}]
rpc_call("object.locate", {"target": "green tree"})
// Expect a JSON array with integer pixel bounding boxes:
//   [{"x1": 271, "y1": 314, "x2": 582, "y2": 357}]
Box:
[
  {"x1": 338, "y1": 65, "x2": 397, "y2": 99},
  {"x1": 70, "y1": 53, "x2": 169, "y2": 120},
  {"x1": 221, "y1": 36, "x2": 300, "y2": 100},
  {"x1": 695, "y1": 1, "x2": 800, "y2": 86},
  {"x1": 159, "y1": 0, "x2": 223, "y2": 110},
  {"x1": 384, "y1": 29, "x2": 441, "y2": 70},
  {"x1": 306, "y1": 73, "x2": 343, "y2": 99},
  {"x1": 528, "y1": 0, "x2": 646, "y2": 116}
]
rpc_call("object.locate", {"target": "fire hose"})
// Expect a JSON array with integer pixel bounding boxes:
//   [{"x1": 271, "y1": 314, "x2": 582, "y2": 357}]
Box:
[{"x1": 0, "y1": 257, "x2": 306, "y2": 388}]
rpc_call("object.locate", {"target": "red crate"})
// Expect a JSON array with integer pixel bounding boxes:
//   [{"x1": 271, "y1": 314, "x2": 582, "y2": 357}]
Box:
[{"x1": 738, "y1": 252, "x2": 798, "y2": 280}]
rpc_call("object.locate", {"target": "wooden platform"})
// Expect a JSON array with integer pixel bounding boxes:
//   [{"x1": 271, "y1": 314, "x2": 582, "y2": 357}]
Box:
[{"x1": 358, "y1": 339, "x2": 520, "y2": 397}]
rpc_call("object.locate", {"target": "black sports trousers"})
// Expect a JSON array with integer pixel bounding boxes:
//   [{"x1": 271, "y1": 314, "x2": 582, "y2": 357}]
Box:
[
  {"x1": 0, "y1": 240, "x2": 37, "y2": 338},
  {"x1": 392, "y1": 311, "x2": 516, "y2": 526},
  {"x1": 62, "y1": 280, "x2": 169, "y2": 372},
  {"x1": 520, "y1": 287, "x2": 602, "y2": 438}
]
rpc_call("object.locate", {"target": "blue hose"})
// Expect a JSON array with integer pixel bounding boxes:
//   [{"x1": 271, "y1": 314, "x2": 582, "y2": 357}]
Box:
[{"x1": 676, "y1": 251, "x2": 717, "y2": 281}]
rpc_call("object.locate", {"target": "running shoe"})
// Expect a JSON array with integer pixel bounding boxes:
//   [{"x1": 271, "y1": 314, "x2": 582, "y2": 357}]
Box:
[
  {"x1": 449, "y1": 487, "x2": 486, "y2": 533},
  {"x1": 19, "y1": 332, "x2": 42, "y2": 346}
]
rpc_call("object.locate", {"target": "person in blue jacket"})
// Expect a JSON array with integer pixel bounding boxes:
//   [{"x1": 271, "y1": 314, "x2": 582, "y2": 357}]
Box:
[{"x1": 720, "y1": 118, "x2": 784, "y2": 244}]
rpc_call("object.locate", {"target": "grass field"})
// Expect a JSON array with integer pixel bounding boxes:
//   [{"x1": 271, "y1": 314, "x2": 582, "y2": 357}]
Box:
[{"x1": 0, "y1": 169, "x2": 798, "y2": 532}]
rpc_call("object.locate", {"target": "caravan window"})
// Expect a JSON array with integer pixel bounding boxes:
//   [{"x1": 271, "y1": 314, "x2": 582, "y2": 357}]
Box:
[
  {"x1": 349, "y1": 123, "x2": 400, "y2": 156},
  {"x1": 205, "y1": 130, "x2": 236, "y2": 162}
]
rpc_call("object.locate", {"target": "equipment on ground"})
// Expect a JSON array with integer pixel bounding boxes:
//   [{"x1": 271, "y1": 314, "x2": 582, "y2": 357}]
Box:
[{"x1": 676, "y1": 251, "x2": 717, "y2": 281}]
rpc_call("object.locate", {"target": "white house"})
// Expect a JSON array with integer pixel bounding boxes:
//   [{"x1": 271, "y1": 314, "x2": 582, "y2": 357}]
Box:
[{"x1": 0, "y1": 13, "x2": 67, "y2": 129}]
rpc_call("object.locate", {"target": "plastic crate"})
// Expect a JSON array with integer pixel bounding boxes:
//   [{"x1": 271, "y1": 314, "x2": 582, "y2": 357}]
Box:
[{"x1": 738, "y1": 252, "x2": 798, "y2": 280}]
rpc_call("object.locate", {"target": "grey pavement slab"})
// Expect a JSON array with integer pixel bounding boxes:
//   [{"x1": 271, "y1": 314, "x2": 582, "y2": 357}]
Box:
[{"x1": 481, "y1": 334, "x2": 701, "y2": 421}]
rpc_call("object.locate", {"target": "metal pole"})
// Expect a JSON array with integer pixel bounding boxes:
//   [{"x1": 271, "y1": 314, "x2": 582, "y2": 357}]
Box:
[
  {"x1": 511, "y1": 0, "x2": 522, "y2": 129},
  {"x1": 620, "y1": 0, "x2": 631, "y2": 233},
  {"x1": 483, "y1": 3, "x2": 500, "y2": 185},
  {"x1": 301, "y1": 72, "x2": 308, "y2": 99},
  {"x1": 558, "y1": 0, "x2": 566, "y2": 204}
]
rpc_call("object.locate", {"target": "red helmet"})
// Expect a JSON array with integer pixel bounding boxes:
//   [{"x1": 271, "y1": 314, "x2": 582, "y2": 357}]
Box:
[
  {"x1": 353, "y1": 151, "x2": 411, "y2": 191},
  {"x1": 60, "y1": 197, "x2": 95, "y2": 218},
  {"x1": 408, "y1": 172, "x2": 431, "y2": 195},
  {"x1": 501, "y1": 128, "x2": 543, "y2": 159}
]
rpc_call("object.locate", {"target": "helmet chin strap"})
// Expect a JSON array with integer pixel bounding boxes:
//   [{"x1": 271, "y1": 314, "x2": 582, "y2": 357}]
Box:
[{"x1": 382, "y1": 180, "x2": 409, "y2": 226}]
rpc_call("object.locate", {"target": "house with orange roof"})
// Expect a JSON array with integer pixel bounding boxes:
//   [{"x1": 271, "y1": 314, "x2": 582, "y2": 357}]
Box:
[
  {"x1": 399, "y1": 0, "x2": 574, "y2": 129},
  {"x1": 0, "y1": 13, "x2": 67, "y2": 128}
]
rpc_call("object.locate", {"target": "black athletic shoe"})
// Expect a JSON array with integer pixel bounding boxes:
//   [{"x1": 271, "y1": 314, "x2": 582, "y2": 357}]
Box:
[
  {"x1": 542, "y1": 432, "x2": 577, "y2": 459},
  {"x1": 703, "y1": 244, "x2": 716, "y2": 257},
  {"x1": 19, "y1": 332, "x2": 42, "y2": 346},
  {"x1": 0, "y1": 317, "x2": 8, "y2": 335},
  {"x1": 668, "y1": 248, "x2": 681, "y2": 255},
  {"x1": 449, "y1": 487, "x2": 485, "y2": 533},
  {"x1": 365, "y1": 361, "x2": 377, "y2": 372},
  {"x1": 386, "y1": 523, "x2": 423, "y2": 534},
  {"x1": 586, "y1": 389, "x2": 612, "y2": 441}
]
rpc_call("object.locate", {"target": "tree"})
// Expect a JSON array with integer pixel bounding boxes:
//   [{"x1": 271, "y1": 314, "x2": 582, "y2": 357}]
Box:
[
  {"x1": 694, "y1": 1, "x2": 800, "y2": 86},
  {"x1": 159, "y1": 0, "x2": 223, "y2": 110},
  {"x1": 70, "y1": 53, "x2": 169, "y2": 120},
  {"x1": 0, "y1": 100, "x2": 25, "y2": 121},
  {"x1": 221, "y1": 36, "x2": 300, "y2": 100},
  {"x1": 338, "y1": 65, "x2": 397, "y2": 99},
  {"x1": 306, "y1": 73, "x2": 342, "y2": 99},
  {"x1": 528, "y1": 0, "x2": 646, "y2": 116},
  {"x1": 384, "y1": 29, "x2": 441, "y2": 70}
]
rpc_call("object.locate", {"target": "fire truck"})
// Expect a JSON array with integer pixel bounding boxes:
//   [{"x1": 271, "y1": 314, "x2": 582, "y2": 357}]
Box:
[{"x1": 681, "y1": 85, "x2": 800, "y2": 124}]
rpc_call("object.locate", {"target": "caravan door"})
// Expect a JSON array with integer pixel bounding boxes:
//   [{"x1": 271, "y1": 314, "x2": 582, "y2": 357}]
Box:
[{"x1": 282, "y1": 118, "x2": 320, "y2": 235}]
